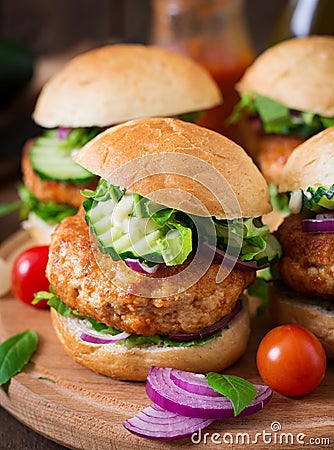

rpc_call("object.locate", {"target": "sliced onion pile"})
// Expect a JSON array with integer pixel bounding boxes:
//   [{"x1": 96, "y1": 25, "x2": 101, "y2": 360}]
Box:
[
  {"x1": 146, "y1": 366, "x2": 272, "y2": 420},
  {"x1": 123, "y1": 366, "x2": 273, "y2": 441},
  {"x1": 125, "y1": 258, "x2": 159, "y2": 274},
  {"x1": 167, "y1": 299, "x2": 242, "y2": 342},
  {"x1": 123, "y1": 403, "x2": 214, "y2": 441},
  {"x1": 201, "y1": 241, "x2": 268, "y2": 271},
  {"x1": 302, "y1": 212, "x2": 334, "y2": 233},
  {"x1": 80, "y1": 330, "x2": 130, "y2": 345}
]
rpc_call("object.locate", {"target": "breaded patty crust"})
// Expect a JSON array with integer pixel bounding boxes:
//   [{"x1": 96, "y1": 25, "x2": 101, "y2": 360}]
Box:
[
  {"x1": 47, "y1": 210, "x2": 255, "y2": 336},
  {"x1": 275, "y1": 214, "x2": 334, "y2": 298}
]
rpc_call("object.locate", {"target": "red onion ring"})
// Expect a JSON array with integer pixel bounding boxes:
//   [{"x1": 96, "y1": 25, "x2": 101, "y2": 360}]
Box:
[
  {"x1": 123, "y1": 403, "x2": 214, "y2": 441},
  {"x1": 170, "y1": 370, "x2": 221, "y2": 397},
  {"x1": 302, "y1": 213, "x2": 334, "y2": 233},
  {"x1": 167, "y1": 298, "x2": 242, "y2": 342},
  {"x1": 57, "y1": 127, "x2": 71, "y2": 139},
  {"x1": 201, "y1": 241, "x2": 268, "y2": 271},
  {"x1": 125, "y1": 258, "x2": 159, "y2": 274},
  {"x1": 146, "y1": 366, "x2": 272, "y2": 420},
  {"x1": 80, "y1": 331, "x2": 130, "y2": 344}
]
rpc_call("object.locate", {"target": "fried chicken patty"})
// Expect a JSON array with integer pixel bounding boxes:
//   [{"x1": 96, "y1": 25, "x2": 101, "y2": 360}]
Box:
[
  {"x1": 47, "y1": 210, "x2": 255, "y2": 336},
  {"x1": 275, "y1": 214, "x2": 334, "y2": 298},
  {"x1": 242, "y1": 121, "x2": 304, "y2": 185},
  {"x1": 22, "y1": 140, "x2": 97, "y2": 208}
]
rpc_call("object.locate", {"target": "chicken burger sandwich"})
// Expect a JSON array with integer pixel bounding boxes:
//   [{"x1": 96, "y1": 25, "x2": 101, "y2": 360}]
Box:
[
  {"x1": 231, "y1": 36, "x2": 334, "y2": 187},
  {"x1": 40, "y1": 118, "x2": 281, "y2": 380},
  {"x1": 270, "y1": 126, "x2": 334, "y2": 358},
  {"x1": 21, "y1": 44, "x2": 221, "y2": 244}
]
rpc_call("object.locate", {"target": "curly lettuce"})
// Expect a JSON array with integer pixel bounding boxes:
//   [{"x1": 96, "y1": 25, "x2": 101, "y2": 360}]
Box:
[
  {"x1": 301, "y1": 185, "x2": 334, "y2": 212},
  {"x1": 83, "y1": 180, "x2": 281, "y2": 268},
  {"x1": 229, "y1": 92, "x2": 334, "y2": 138}
]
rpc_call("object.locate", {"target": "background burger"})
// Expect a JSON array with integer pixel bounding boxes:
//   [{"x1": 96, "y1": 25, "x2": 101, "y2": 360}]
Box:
[
  {"x1": 37, "y1": 117, "x2": 282, "y2": 381},
  {"x1": 229, "y1": 36, "x2": 334, "y2": 230},
  {"x1": 19, "y1": 44, "x2": 222, "y2": 244},
  {"x1": 269, "y1": 126, "x2": 334, "y2": 359}
]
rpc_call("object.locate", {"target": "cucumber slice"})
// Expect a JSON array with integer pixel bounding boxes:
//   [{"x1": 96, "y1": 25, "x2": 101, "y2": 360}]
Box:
[{"x1": 30, "y1": 139, "x2": 94, "y2": 182}]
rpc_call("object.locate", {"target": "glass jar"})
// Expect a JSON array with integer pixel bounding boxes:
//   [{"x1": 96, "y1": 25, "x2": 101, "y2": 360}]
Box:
[
  {"x1": 150, "y1": 0, "x2": 254, "y2": 141},
  {"x1": 271, "y1": 0, "x2": 334, "y2": 45}
]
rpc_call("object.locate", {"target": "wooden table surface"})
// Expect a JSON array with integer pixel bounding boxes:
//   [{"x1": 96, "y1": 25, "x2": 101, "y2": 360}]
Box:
[{"x1": 0, "y1": 179, "x2": 70, "y2": 450}]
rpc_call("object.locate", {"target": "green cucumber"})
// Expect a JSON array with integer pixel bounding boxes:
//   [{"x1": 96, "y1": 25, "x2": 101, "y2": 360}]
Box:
[
  {"x1": 86, "y1": 194, "x2": 163, "y2": 258},
  {"x1": 30, "y1": 139, "x2": 93, "y2": 182}
]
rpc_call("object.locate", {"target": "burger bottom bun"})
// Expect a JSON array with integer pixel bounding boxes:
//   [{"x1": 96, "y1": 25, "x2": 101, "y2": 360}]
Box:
[
  {"x1": 269, "y1": 282, "x2": 334, "y2": 359},
  {"x1": 50, "y1": 296, "x2": 250, "y2": 381},
  {"x1": 22, "y1": 212, "x2": 56, "y2": 245}
]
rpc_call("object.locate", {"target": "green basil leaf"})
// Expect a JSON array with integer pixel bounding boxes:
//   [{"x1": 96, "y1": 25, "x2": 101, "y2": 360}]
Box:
[
  {"x1": 0, "y1": 330, "x2": 38, "y2": 385},
  {"x1": 206, "y1": 373, "x2": 257, "y2": 416},
  {"x1": 0, "y1": 200, "x2": 22, "y2": 216}
]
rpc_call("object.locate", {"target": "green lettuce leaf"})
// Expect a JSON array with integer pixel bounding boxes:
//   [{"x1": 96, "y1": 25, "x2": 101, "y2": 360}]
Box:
[
  {"x1": 83, "y1": 180, "x2": 193, "y2": 266},
  {"x1": 48, "y1": 127, "x2": 102, "y2": 152},
  {"x1": 33, "y1": 287, "x2": 71, "y2": 316},
  {"x1": 18, "y1": 184, "x2": 77, "y2": 224},
  {"x1": 206, "y1": 372, "x2": 257, "y2": 416},
  {"x1": 269, "y1": 184, "x2": 290, "y2": 213},
  {"x1": 178, "y1": 110, "x2": 203, "y2": 123},
  {"x1": 302, "y1": 185, "x2": 334, "y2": 212},
  {"x1": 229, "y1": 92, "x2": 334, "y2": 137},
  {"x1": 214, "y1": 217, "x2": 282, "y2": 266}
]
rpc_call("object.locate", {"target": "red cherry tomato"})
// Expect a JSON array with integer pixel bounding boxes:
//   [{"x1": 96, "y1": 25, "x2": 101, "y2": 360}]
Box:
[
  {"x1": 11, "y1": 245, "x2": 50, "y2": 308},
  {"x1": 256, "y1": 324, "x2": 326, "y2": 396}
]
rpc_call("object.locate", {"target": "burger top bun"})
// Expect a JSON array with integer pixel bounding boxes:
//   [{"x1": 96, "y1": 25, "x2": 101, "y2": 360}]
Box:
[
  {"x1": 279, "y1": 126, "x2": 334, "y2": 193},
  {"x1": 74, "y1": 117, "x2": 272, "y2": 219},
  {"x1": 237, "y1": 36, "x2": 334, "y2": 117},
  {"x1": 33, "y1": 44, "x2": 222, "y2": 128}
]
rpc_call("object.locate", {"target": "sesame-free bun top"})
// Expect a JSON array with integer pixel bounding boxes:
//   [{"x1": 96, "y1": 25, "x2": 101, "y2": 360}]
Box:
[
  {"x1": 279, "y1": 126, "x2": 334, "y2": 193},
  {"x1": 74, "y1": 117, "x2": 271, "y2": 219},
  {"x1": 33, "y1": 44, "x2": 222, "y2": 128},
  {"x1": 237, "y1": 36, "x2": 334, "y2": 117}
]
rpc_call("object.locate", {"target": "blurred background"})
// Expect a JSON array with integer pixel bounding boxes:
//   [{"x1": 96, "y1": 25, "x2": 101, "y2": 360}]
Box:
[{"x1": 1, "y1": 0, "x2": 333, "y2": 219}]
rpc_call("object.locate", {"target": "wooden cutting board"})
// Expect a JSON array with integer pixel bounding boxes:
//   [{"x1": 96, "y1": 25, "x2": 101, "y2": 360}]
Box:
[{"x1": 0, "y1": 231, "x2": 333, "y2": 450}]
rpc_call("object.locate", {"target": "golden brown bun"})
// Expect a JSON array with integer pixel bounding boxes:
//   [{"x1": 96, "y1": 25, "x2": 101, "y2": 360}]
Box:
[
  {"x1": 279, "y1": 126, "x2": 334, "y2": 193},
  {"x1": 269, "y1": 282, "x2": 334, "y2": 359},
  {"x1": 33, "y1": 44, "x2": 221, "y2": 128},
  {"x1": 50, "y1": 296, "x2": 250, "y2": 381},
  {"x1": 237, "y1": 36, "x2": 334, "y2": 117},
  {"x1": 74, "y1": 117, "x2": 272, "y2": 219}
]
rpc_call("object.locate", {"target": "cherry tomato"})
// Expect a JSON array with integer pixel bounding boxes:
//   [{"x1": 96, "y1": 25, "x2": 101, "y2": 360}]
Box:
[
  {"x1": 11, "y1": 245, "x2": 50, "y2": 308},
  {"x1": 256, "y1": 324, "x2": 326, "y2": 396}
]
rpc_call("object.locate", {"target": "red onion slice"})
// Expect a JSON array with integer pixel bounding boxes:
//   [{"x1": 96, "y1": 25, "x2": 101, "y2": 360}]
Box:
[
  {"x1": 125, "y1": 258, "x2": 159, "y2": 274},
  {"x1": 167, "y1": 299, "x2": 242, "y2": 342},
  {"x1": 80, "y1": 331, "x2": 130, "y2": 344},
  {"x1": 146, "y1": 367, "x2": 272, "y2": 420},
  {"x1": 170, "y1": 370, "x2": 221, "y2": 397},
  {"x1": 123, "y1": 403, "x2": 214, "y2": 441},
  {"x1": 201, "y1": 241, "x2": 268, "y2": 271},
  {"x1": 302, "y1": 215, "x2": 334, "y2": 233},
  {"x1": 57, "y1": 127, "x2": 71, "y2": 139}
]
